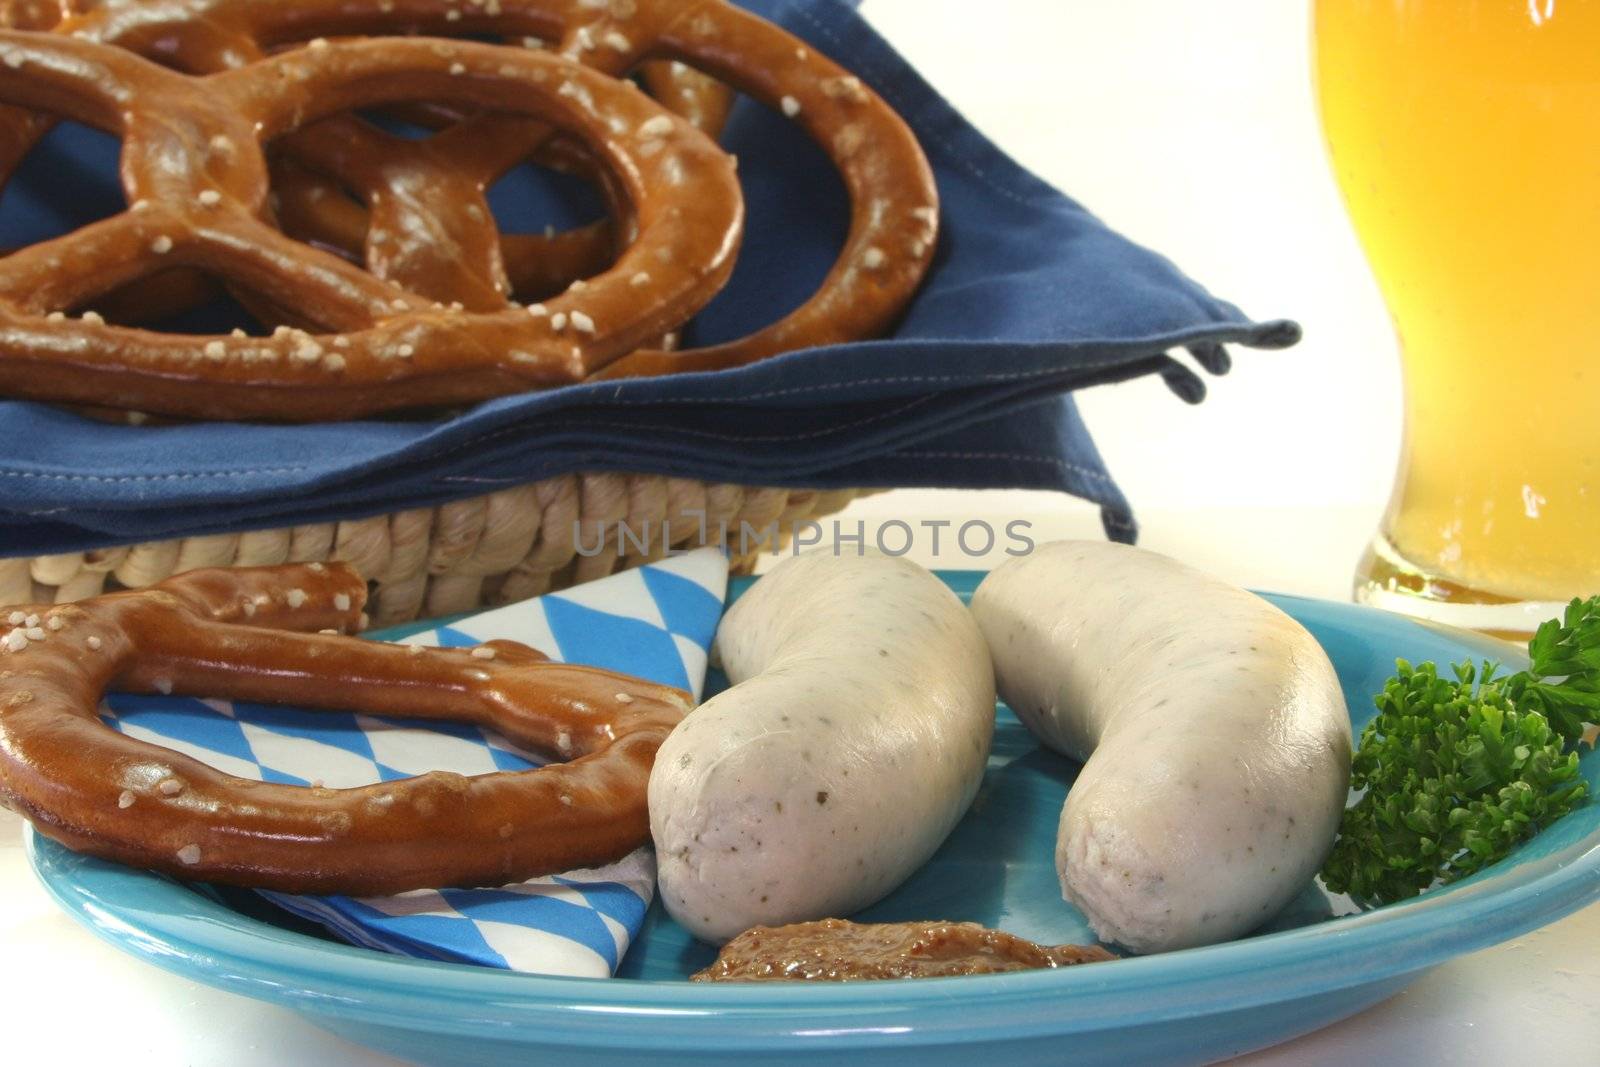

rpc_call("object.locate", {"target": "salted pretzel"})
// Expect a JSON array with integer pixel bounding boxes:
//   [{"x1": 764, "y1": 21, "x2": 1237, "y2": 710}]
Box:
[
  {"x1": 269, "y1": 109, "x2": 628, "y2": 312},
  {"x1": 14, "y1": 0, "x2": 939, "y2": 390},
  {"x1": 0, "y1": 29, "x2": 743, "y2": 420},
  {"x1": 1, "y1": 3, "x2": 721, "y2": 313},
  {"x1": 325, "y1": 0, "x2": 940, "y2": 375},
  {"x1": 5, "y1": 1, "x2": 733, "y2": 311},
  {"x1": 272, "y1": 153, "x2": 620, "y2": 308},
  {"x1": 0, "y1": 562, "x2": 692, "y2": 894},
  {"x1": 56, "y1": 143, "x2": 620, "y2": 325},
  {"x1": 269, "y1": 59, "x2": 733, "y2": 306}
]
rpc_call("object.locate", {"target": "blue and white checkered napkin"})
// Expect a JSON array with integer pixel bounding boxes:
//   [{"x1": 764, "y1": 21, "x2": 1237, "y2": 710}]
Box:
[{"x1": 99, "y1": 548, "x2": 729, "y2": 977}]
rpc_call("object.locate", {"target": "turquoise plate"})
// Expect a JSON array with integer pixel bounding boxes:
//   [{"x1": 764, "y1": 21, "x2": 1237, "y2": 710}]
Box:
[{"x1": 27, "y1": 574, "x2": 1600, "y2": 1066}]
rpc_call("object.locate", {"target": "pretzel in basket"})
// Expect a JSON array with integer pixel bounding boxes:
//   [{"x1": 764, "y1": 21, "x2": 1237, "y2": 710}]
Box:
[
  {"x1": 0, "y1": 0, "x2": 938, "y2": 413},
  {"x1": 269, "y1": 59, "x2": 734, "y2": 306},
  {"x1": 0, "y1": 29, "x2": 744, "y2": 419},
  {"x1": 4, "y1": 20, "x2": 734, "y2": 314},
  {"x1": 0, "y1": 562, "x2": 692, "y2": 894},
  {"x1": 6, "y1": 1, "x2": 735, "y2": 311},
  {"x1": 295, "y1": 0, "x2": 939, "y2": 375}
]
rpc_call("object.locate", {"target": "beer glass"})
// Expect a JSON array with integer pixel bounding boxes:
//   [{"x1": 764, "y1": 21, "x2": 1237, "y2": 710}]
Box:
[{"x1": 1314, "y1": 0, "x2": 1600, "y2": 633}]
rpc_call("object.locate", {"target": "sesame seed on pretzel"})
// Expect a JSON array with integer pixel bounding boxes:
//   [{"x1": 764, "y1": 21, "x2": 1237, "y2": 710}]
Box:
[{"x1": 0, "y1": 561, "x2": 693, "y2": 894}]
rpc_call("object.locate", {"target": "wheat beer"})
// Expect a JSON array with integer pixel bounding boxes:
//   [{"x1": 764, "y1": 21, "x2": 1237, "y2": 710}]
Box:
[{"x1": 1316, "y1": 0, "x2": 1600, "y2": 629}]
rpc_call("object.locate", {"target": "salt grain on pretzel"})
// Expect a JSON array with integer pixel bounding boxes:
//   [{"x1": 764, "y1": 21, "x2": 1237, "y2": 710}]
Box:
[{"x1": 0, "y1": 563, "x2": 692, "y2": 894}]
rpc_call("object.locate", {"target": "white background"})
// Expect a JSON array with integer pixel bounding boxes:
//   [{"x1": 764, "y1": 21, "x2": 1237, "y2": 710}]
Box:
[
  {"x1": 875, "y1": 0, "x2": 1402, "y2": 510},
  {"x1": 4, "y1": 3, "x2": 1596, "y2": 1066},
  {"x1": 840, "y1": 0, "x2": 1402, "y2": 599}
]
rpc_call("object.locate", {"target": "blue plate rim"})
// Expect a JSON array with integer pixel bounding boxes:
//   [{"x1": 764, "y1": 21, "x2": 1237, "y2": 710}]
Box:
[{"x1": 24, "y1": 588, "x2": 1600, "y2": 1050}]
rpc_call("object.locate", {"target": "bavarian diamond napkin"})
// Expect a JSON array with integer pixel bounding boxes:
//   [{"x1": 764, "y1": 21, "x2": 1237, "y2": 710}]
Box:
[{"x1": 98, "y1": 548, "x2": 728, "y2": 977}]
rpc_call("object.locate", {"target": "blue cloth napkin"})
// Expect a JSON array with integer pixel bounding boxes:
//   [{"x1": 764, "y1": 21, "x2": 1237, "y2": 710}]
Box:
[
  {"x1": 0, "y1": 0, "x2": 1297, "y2": 555},
  {"x1": 98, "y1": 548, "x2": 729, "y2": 975}
]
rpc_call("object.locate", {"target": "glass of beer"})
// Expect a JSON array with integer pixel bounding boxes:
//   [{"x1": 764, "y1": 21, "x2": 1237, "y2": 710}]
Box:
[{"x1": 1314, "y1": 0, "x2": 1600, "y2": 634}]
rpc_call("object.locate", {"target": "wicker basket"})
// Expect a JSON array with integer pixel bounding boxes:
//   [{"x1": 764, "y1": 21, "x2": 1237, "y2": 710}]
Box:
[{"x1": 0, "y1": 474, "x2": 872, "y2": 625}]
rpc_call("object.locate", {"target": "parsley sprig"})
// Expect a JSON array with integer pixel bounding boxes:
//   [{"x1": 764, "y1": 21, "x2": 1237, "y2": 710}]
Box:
[{"x1": 1321, "y1": 596, "x2": 1597, "y2": 906}]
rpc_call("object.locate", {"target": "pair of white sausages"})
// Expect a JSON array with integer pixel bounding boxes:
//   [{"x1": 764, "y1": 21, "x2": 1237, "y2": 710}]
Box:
[{"x1": 650, "y1": 543, "x2": 1350, "y2": 954}]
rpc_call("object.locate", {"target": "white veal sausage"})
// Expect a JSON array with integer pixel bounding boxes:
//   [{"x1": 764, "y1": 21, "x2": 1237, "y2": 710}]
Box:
[
  {"x1": 650, "y1": 551, "x2": 995, "y2": 943},
  {"x1": 970, "y1": 541, "x2": 1350, "y2": 953}
]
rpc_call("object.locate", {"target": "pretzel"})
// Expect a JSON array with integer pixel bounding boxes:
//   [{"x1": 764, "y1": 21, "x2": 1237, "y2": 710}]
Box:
[
  {"x1": 12, "y1": 0, "x2": 938, "y2": 392},
  {"x1": 3, "y1": 10, "x2": 731, "y2": 312},
  {"x1": 18, "y1": 3, "x2": 729, "y2": 311},
  {"x1": 0, "y1": 562, "x2": 693, "y2": 894},
  {"x1": 271, "y1": 60, "x2": 733, "y2": 306},
  {"x1": 0, "y1": 3, "x2": 704, "y2": 314},
  {"x1": 271, "y1": 109, "x2": 625, "y2": 311},
  {"x1": 272, "y1": 155, "x2": 620, "y2": 307},
  {"x1": 579, "y1": 0, "x2": 940, "y2": 377},
  {"x1": 341, "y1": 0, "x2": 940, "y2": 375},
  {"x1": 0, "y1": 29, "x2": 743, "y2": 420}
]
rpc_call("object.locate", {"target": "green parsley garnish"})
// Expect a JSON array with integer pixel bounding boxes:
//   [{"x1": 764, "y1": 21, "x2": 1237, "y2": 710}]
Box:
[{"x1": 1320, "y1": 596, "x2": 1597, "y2": 907}]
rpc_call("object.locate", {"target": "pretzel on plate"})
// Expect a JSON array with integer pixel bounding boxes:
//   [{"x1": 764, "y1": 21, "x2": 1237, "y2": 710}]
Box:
[
  {"x1": 0, "y1": 562, "x2": 693, "y2": 894},
  {"x1": 0, "y1": 29, "x2": 744, "y2": 420}
]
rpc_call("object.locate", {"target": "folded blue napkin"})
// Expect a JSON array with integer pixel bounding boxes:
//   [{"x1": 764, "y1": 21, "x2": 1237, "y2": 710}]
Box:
[
  {"x1": 0, "y1": 0, "x2": 1296, "y2": 555},
  {"x1": 98, "y1": 548, "x2": 728, "y2": 975}
]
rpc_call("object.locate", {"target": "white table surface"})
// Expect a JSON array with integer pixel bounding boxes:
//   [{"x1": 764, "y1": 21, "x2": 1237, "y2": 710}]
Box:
[{"x1": 4, "y1": 0, "x2": 1597, "y2": 1063}]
